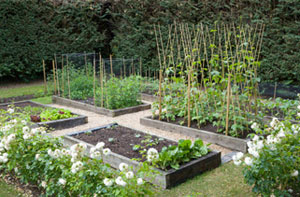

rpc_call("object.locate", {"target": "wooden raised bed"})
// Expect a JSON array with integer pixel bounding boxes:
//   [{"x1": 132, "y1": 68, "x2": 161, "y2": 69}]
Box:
[
  {"x1": 140, "y1": 93, "x2": 158, "y2": 102},
  {"x1": 62, "y1": 123, "x2": 221, "y2": 189},
  {"x1": 140, "y1": 116, "x2": 250, "y2": 152},
  {"x1": 52, "y1": 96, "x2": 151, "y2": 117},
  {"x1": 0, "y1": 100, "x2": 88, "y2": 130}
]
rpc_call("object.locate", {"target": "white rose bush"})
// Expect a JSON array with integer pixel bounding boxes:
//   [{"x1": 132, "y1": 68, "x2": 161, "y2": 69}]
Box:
[
  {"x1": 233, "y1": 118, "x2": 300, "y2": 196},
  {"x1": 0, "y1": 107, "x2": 154, "y2": 196}
]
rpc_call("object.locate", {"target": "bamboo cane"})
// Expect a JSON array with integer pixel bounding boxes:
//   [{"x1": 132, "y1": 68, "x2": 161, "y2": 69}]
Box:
[
  {"x1": 66, "y1": 56, "x2": 71, "y2": 99},
  {"x1": 54, "y1": 54, "x2": 60, "y2": 97},
  {"x1": 187, "y1": 70, "x2": 191, "y2": 127},
  {"x1": 42, "y1": 60, "x2": 47, "y2": 95},
  {"x1": 93, "y1": 57, "x2": 96, "y2": 107},
  {"x1": 225, "y1": 74, "x2": 231, "y2": 136},
  {"x1": 110, "y1": 54, "x2": 113, "y2": 76},
  {"x1": 52, "y1": 60, "x2": 57, "y2": 95},
  {"x1": 158, "y1": 70, "x2": 163, "y2": 120}
]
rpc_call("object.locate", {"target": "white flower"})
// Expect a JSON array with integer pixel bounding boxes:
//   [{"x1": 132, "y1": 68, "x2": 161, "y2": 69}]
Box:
[
  {"x1": 90, "y1": 147, "x2": 97, "y2": 154},
  {"x1": 21, "y1": 120, "x2": 27, "y2": 125},
  {"x1": 291, "y1": 125, "x2": 299, "y2": 134},
  {"x1": 58, "y1": 178, "x2": 66, "y2": 186},
  {"x1": 251, "y1": 123, "x2": 259, "y2": 131},
  {"x1": 22, "y1": 126, "x2": 30, "y2": 133},
  {"x1": 125, "y1": 171, "x2": 134, "y2": 179},
  {"x1": 35, "y1": 154, "x2": 40, "y2": 160},
  {"x1": 276, "y1": 129, "x2": 286, "y2": 138},
  {"x1": 248, "y1": 148, "x2": 259, "y2": 158},
  {"x1": 252, "y1": 135, "x2": 259, "y2": 141},
  {"x1": 291, "y1": 170, "x2": 298, "y2": 177},
  {"x1": 41, "y1": 181, "x2": 47, "y2": 188},
  {"x1": 298, "y1": 113, "x2": 300, "y2": 117},
  {"x1": 103, "y1": 148, "x2": 111, "y2": 156},
  {"x1": 23, "y1": 133, "x2": 31, "y2": 140},
  {"x1": 233, "y1": 159, "x2": 241, "y2": 166},
  {"x1": 137, "y1": 178, "x2": 144, "y2": 185},
  {"x1": 232, "y1": 152, "x2": 244, "y2": 161},
  {"x1": 270, "y1": 117, "x2": 279, "y2": 128},
  {"x1": 255, "y1": 140, "x2": 264, "y2": 150},
  {"x1": 147, "y1": 148, "x2": 158, "y2": 155},
  {"x1": 297, "y1": 105, "x2": 300, "y2": 110},
  {"x1": 96, "y1": 142, "x2": 105, "y2": 150},
  {"x1": 244, "y1": 157, "x2": 253, "y2": 166},
  {"x1": 119, "y1": 162, "x2": 128, "y2": 172},
  {"x1": 288, "y1": 189, "x2": 293, "y2": 193},
  {"x1": 71, "y1": 161, "x2": 84, "y2": 174},
  {"x1": 103, "y1": 178, "x2": 113, "y2": 187},
  {"x1": 7, "y1": 108, "x2": 14, "y2": 114},
  {"x1": 115, "y1": 176, "x2": 126, "y2": 186},
  {"x1": 47, "y1": 149, "x2": 53, "y2": 156},
  {"x1": 90, "y1": 151, "x2": 101, "y2": 159}
]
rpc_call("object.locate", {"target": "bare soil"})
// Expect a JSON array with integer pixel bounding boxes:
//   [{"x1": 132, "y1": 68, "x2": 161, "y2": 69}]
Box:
[{"x1": 72, "y1": 125, "x2": 177, "y2": 161}]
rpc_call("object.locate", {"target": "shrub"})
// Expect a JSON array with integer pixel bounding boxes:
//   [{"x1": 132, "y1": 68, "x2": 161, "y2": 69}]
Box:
[
  {"x1": 233, "y1": 119, "x2": 300, "y2": 196},
  {"x1": 0, "y1": 107, "x2": 154, "y2": 196}
]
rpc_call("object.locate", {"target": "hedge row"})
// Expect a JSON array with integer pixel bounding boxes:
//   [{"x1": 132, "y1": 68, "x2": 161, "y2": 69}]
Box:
[{"x1": 0, "y1": 0, "x2": 299, "y2": 84}]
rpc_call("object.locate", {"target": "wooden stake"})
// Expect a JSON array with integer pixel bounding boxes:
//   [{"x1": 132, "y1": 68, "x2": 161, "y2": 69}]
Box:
[
  {"x1": 187, "y1": 70, "x2": 191, "y2": 127},
  {"x1": 66, "y1": 56, "x2": 71, "y2": 99},
  {"x1": 84, "y1": 51, "x2": 88, "y2": 76},
  {"x1": 54, "y1": 54, "x2": 60, "y2": 97},
  {"x1": 158, "y1": 70, "x2": 163, "y2": 120},
  {"x1": 93, "y1": 57, "x2": 96, "y2": 106},
  {"x1": 139, "y1": 57, "x2": 142, "y2": 76},
  {"x1": 110, "y1": 54, "x2": 113, "y2": 76},
  {"x1": 123, "y1": 57, "x2": 126, "y2": 77},
  {"x1": 42, "y1": 60, "x2": 47, "y2": 95},
  {"x1": 99, "y1": 54, "x2": 104, "y2": 108},
  {"x1": 61, "y1": 55, "x2": 64, "y2": 96},
  {"x1": 52, "y1": 60, "x2": 57, "y2": 95},
  {"x1": 225, "y1": 74, "x2": 231, "y2": 136}
]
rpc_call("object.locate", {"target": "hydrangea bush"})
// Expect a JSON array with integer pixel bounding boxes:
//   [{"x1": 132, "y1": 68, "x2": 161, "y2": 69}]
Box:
[
  {"x1": 0, "y1": 108, "x2": 155, "y2": 196},
  {"x1": 233, "y1": 118, "x2": 300, "y2": 196}
]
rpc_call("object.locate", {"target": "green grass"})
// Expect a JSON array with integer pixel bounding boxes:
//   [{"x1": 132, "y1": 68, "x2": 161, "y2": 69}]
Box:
[
  {"x1": 156, "y1": 162, "x2": 254, "y2": 197},
  {"x1": 31, "y1": 96, "x2": 52, "y2": 104},
  {"x1": 0, "y1": 83, "x2": 45, "y2": 98},
  {"x1": 0, "y1": 179, "x2": 22, "y2": 197}
]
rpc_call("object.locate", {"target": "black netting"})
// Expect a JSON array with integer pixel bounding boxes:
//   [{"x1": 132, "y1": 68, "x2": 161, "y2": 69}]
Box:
[{"x1": 259, "y1": 83, "x2": 300, "y2": 99}]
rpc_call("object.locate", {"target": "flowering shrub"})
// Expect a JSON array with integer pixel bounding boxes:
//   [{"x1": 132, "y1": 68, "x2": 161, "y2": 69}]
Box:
[
  {"x1": 233, "y1": 119, "x2": 300, "y2": 196},
  {"x1": 0, "y1": 108, "x2": 154, "y2": 196}
]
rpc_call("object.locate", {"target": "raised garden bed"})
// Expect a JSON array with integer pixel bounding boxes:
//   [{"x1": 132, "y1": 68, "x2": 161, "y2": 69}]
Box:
[
  {"x1": 140, "y1": 93, "x2": 158, "y2": 102},
  {"x1": 0, "y1": 100, "x2": 87, "y2": 130},
  {"x1": 0, "y1": 94, "x2": 36, "y2": 104},
  {"x1": 140, "y1": 116, "x2": 250, "y2": 152},
  {"x1": 53, "y1": 96, "x2": 151, "y2": 117},
  {"x1": 62, "y1": 123, "x2": 221, "y2": 189}
]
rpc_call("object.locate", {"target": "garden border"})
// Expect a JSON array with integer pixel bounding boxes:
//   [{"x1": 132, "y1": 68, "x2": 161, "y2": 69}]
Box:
[
  {"x1": 0, "y1": 100, "x2": 88, "y2": 130},
  {"x1": 62, "y1": 123, "x2": 221, "y2": 189},
  {"x1": 140, "y1": 93, "x2": 158, "y2": 102},
  {"x1": 140, "y1": 116, "x2": 250, "y2": 152},
  {"x1": 52, "y1": 96, "x2": 151, "y2": 117}
]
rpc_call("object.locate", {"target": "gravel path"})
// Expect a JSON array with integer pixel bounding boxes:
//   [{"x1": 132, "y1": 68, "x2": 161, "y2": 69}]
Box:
[{"x1": 50, "y1": 103, "x2": 232, "y2": 156}]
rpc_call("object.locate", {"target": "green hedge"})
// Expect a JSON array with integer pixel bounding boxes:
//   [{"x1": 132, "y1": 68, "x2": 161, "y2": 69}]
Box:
[
  {"x1": 0, "y1": 0, "x2": 299, "y2": 84},
  {"x1": 0, "y1": 0, "x2": 110, "y2": 80}
]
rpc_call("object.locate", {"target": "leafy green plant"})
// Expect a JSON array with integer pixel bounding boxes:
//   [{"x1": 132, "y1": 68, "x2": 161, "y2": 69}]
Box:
[
  {"x1": 150, "y1": 139, "x2": 210, "y2": 170},
  {"x1": 40, "y1": 108, "x2": 75, "y2": 122}
]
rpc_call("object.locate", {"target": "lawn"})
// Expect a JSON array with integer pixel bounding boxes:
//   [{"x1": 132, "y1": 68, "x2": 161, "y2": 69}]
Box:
[
  {"x1": 0, "y1": 179, "x2": 22, "y2": 197},
  {"x1": 0, "y1": 81, "x2": 45, "y2": 98},
  {"x1": 157, "y1": 162, "x2": 253, "y2": 197}
]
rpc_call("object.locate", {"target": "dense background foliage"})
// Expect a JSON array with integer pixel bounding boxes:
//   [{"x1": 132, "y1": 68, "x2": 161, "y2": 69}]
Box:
[{"x1": 0, "y1": 0, "x2": 299, "y2": 84}]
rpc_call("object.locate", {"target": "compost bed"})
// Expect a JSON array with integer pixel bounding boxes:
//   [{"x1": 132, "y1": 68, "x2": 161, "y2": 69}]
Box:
[
  {"x1": 140, "y1": 116, "x2": 251, "y2": 152},
  {"x1": 63, "y1": 123, "x2": 221, "y2": 189},
  {"x1": 52, "y1": 96, "x2": 151, "y2": 117},
  {"x1": 0, "y1": 100, "x2": 87, "y2": 130}
]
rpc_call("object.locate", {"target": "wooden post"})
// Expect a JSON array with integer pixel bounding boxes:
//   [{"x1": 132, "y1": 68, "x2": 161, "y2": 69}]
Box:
[
  {"x1": 187, "y1": 70, "x2": 191, "y2": 127},
  {"x1": 93, "y1": 57, "x2": 96, "y2": 106},
  {"x1": 61, "y1": 55, "x2": 64, "y2": 96},
  {"x1": 123, "y1": 57, "x2": 126, "y2": 77},
  {"x1": 99, "y1": 54, "x2": 104, "y2": 108},
  {"x1": 52, "y1": 60, "x2": 57, "y2": 95},
  {"x1": 54, "y1": 54, "x2": 60, "y2": 96},
  {"x1": 42, "y1": 60, "x2": 47, "y2": 95},
  {"x1": 66, "y1": 56, "x2": 71, "y2": 99},
  {"x1": 158, "y1": 70, "x2": 163, "y2": 120},
  {"x1": 139, "y1": 57, "x2": 142, "y2": 76},
  {"x1": 110, "y1": 54, "x2": 113, "y2": 76},
  {"x1": 84, "y1": 51, "x2": 88, "y2": 76},
  {"x1": 225, "y1": 74, "x2": 231, "y2": 136}
]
